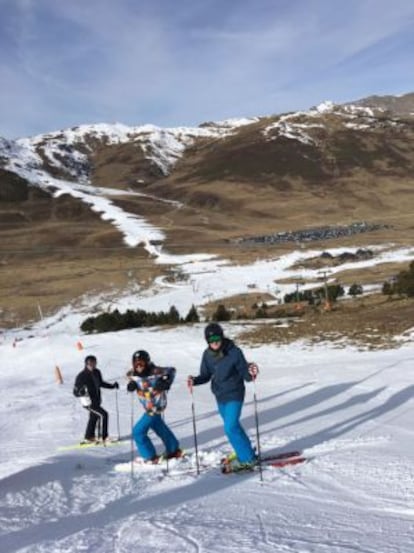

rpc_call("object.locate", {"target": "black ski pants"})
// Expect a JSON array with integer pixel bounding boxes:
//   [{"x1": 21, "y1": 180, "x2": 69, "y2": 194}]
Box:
[{"x1": 84, "y1": 405, "x2": 108, "y2": 440}]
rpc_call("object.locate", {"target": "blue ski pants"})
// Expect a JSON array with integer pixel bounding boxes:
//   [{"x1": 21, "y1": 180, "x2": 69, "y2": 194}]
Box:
[
  {"x1": 133, "y1": 412, "x2": 179, "y2": 460},
  {"x1": 217, "y1": 400, "x2": 255, "y2": 463}
]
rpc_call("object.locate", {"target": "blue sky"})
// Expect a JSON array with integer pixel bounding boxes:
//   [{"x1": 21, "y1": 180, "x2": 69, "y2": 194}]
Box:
[{"x1": 1, "y1": 0, "x2": 414, "y2": 138}]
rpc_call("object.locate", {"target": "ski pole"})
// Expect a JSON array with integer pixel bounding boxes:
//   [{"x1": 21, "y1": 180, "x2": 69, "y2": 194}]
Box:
[
  {"x1": 162, "y1": 411, "x2": 169, "y2": 474},
  {"x1": 189, "y1": 380, "x2": 200, "y2": 475},
  {"x1": 252, "y1": 375, "x2": 263, "y2": 483},
  {"x1": 130, "y1": 393, "x2": 135, "y2": 479},
  {"x1": 115, "y1": 388, "x2": 121, "y2": 441},
  {"x1": 97, "y1": 410, "x2": 102, "y2": 442}
]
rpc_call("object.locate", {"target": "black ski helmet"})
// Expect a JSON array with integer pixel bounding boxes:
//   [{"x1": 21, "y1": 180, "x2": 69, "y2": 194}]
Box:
[
  {"x1": 85, "y1": 355, "x2": 97, "y2": 365},
  {"x1": 132, "y1": 350, "x2": 150, "y2": 364},
  {"x1": 204, "y1": 322, "x2": 224, "y2": 343}
]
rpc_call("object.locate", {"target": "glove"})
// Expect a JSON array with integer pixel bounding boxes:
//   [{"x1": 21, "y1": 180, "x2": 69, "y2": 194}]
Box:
[
  {"x1": 187, "y1": 376, "x2": 194, "y2": 391},
  {"x1": 73, "y1": 385, "x2": 87, "y2": 398},
  {"x1": 248, "y1": 363, "x2": 259, "y2": 380},
  {"x1": 154, "y1": 376, "x2": 170, "y2": 392},
  {"x1": 112, "y1": 382, "x2": 119, "y2": 389},
  {"x1": 127, "y1": 380, "x2": 138, "y2": 392}
]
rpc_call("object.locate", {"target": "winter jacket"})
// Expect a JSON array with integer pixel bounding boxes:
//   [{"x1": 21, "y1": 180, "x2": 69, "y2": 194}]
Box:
[
  {"x1": 128, "y1": 363, "x2": 176, "y2": 415},
  {"x1": 73, "y1": 368, "x2": 115, "y2": 407},
  {"x1": 193, "y1": 338, "x2": 252, "y2": 403}
]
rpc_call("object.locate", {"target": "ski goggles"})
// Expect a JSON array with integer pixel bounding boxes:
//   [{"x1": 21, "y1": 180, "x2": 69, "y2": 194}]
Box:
[{"x1": 207, "y1": 334, "x2": 222, "y2": 344}]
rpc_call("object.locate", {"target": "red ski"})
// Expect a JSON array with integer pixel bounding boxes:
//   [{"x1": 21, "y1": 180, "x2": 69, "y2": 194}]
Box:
[
  {"x1": 260, "y1": 450, "x2": 302, "y2": 463},
  {"x1": 266, "y1": 455, "x2": 307, "y2": 468},
  {"x1": 222, "y1": 450, "x2": 306, "y2": 474}
]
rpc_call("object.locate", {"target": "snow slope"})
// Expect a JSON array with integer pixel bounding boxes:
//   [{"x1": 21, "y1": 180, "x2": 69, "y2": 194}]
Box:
[
  {"x1": 1, "y1": 326, "x2": 414, "y2": 553},
  {"x1": 1, "y1": 243, "x2": 414, "y2": 553}
]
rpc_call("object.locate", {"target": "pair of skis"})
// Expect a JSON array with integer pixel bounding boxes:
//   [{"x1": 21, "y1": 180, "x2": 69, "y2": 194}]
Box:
[{"x1": 112, "y1": 449, "x2": 307, "y2": 475}]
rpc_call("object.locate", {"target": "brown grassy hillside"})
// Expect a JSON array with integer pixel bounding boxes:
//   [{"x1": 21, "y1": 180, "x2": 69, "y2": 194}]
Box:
[{"x1": 1, "y1": 98, "x2": 414, "y2": 327}]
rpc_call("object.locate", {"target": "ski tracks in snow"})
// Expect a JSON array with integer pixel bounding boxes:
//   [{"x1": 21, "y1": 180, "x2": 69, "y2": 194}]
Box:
[{"x1": 1, "y1": 436, "x2": 414, "y2": 553}]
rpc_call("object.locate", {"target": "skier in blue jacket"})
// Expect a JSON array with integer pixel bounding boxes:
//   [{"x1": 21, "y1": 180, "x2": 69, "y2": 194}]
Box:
[
  {"x1": 126, "y1": 350, "x2": 182, "y2": 464},
  {"x1": 188, "y1": 323, "x2": 259, "y2": 468}
]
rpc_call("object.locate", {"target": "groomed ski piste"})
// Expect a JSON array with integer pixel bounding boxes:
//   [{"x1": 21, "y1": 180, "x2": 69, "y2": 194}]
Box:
[
  {"x1": 1, "y1": 242, "x2": 414, "y2": 553},
  {"x1": 2, "y1": 134, "x2": 414, "y2": 552}
]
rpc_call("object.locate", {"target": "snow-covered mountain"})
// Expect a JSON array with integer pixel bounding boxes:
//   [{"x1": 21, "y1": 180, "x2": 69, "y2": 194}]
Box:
[
  {"x1": 2, "y1": 94, "x2": 412, "y2": 235},
  {"x1": 1, "y1": 92, "x2": 414, "y2": 327},
  {"x1": 1, "y1": 117, "x2": 260, "y2": 183},
  {"x1": 1, "y1": 93, "x2": 413, "y2": 198},
  {"x1": 349, "y1": 91, "x2": 414, "y2": 117},
  {"x1": 2, "y1": 94, "x2": 412, "y2": 189},
  {"x1": 261, "y1": 100, "x2": 393, "y2": 144}
]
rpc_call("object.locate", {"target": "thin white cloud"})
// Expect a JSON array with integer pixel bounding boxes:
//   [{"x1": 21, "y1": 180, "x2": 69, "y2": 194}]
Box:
[{"x1": 1, "y1": 0, "x2": 414, "y2": 137}]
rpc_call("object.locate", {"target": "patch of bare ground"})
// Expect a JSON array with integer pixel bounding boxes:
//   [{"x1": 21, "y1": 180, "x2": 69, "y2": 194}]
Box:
[
  {"x1": 202, "y1": 292, "x2": 280, "y2": 320},
  {"x1": 0, "y1": 249, "x2": 164, "y2": 328},
  {"x1": 2, "y1": 143, "x2": 414, "y2": 329},
  {"x1": 0, "y1": 188, "x2": 166, "y2": 328},
  {"x1": 238, "y1": 294, "x2": 414, "y2": 350}
]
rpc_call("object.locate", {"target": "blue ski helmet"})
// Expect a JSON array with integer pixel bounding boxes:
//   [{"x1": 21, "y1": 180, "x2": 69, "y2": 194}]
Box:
[{"x1": 204, "y1": 322, "x2": 224, "y2": 343}]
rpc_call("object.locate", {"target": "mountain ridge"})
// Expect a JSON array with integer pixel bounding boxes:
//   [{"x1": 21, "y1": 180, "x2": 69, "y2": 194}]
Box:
[
  {"x1": 1, "y1": 91, "x2": 414, "y2": 326},
  {"x1": 2, "y1": 93, "x2": 414, "y2": 192}
]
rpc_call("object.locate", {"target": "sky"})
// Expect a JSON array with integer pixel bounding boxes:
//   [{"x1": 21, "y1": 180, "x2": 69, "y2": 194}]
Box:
[{"x1": 1, "y1": 0, "x2": 414, "y2": 139}]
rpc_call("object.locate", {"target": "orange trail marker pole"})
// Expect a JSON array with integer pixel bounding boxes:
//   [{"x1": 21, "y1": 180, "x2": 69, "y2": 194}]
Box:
[{"x1": 55, "y1": 365, "x2": 64, "y2": 384}]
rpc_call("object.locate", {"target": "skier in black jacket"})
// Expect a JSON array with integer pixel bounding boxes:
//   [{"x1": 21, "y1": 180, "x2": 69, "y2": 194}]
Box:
[{"x1": 73, "y1": 355, "x2": 119, "y2": 444}]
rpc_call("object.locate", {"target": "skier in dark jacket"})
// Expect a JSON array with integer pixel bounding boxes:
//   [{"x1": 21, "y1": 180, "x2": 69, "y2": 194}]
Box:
[
  {"x1": 73, "y1": 355, "x2": 119, "y2": 444},
  {"x1": 188, "y1": 323, "x2": 259, "y2": 468},
  {"x1": 126, "y1": 349, "x2": 182, "y2": 463}
]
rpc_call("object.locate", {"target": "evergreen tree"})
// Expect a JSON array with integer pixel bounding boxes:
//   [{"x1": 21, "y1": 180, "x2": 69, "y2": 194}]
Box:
[
  {"x1": 382, "y1": 281, "x2": 393, "y2": 296},
  {"x1": 80, "y1": 317, "x2": 95, "y2": 333},
  {"x1": 185, "y1": 304, "x2": 200, "y2": 323},
  {"x1": 213, "y1": 304, "x2": 231, "y2": 321},
  {"x1": 255, "y1": 306, "x2": 268, "y2": 318},
  {"x1": 348, "y1": 283, "x2": 363, "y2": 297},
  {"x1": 394, "y1": 261, "x2": 414, "y2": 297},
  {"x1": 327, "y1": 284, "x2": 345, "y2": 301},
  {"x1": 168, "y1": 305, "x2": 181, "y2": 324}
]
